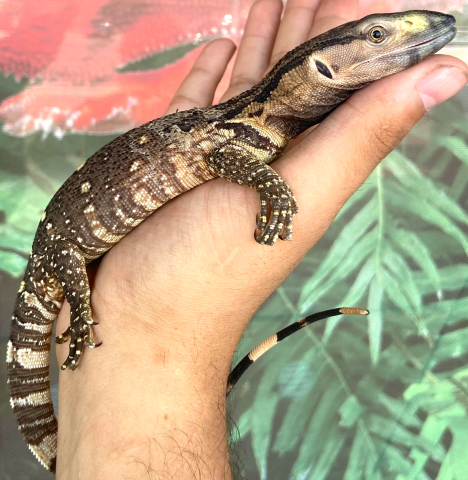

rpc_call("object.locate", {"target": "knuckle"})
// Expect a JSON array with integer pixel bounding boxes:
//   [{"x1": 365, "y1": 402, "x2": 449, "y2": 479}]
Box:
[
  {"x1": 170, "y1": 94, "x2": 202, "y2": 109},
  {"x1": 346, "y1": 95, "x2": 411, "y2": 162},
  {"x1": 269, "y1": 51, "x2": 288, "y2": 67},
  {"x1": 190, "y1": 64, "x2": 212, "y2": 78},
  {"x1": 229, "y1": 73, "x2": 258, "y2": 90},
  {"x1": 366, "y1": 118, "x2": 406, "y2": 160}
]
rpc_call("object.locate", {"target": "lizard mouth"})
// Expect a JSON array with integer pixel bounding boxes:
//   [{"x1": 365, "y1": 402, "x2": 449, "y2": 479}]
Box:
[
  {"x1": 406, "y1": 14, "x2": 457, "y2": 53},
  {"x1": 407, "y1": 26, "x2": 457, "y2": 52}
]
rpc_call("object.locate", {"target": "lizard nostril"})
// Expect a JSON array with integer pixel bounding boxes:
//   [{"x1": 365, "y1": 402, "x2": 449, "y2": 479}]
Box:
[{"x1": 405, "y1": 20, "x2": 414, "y2": 27}]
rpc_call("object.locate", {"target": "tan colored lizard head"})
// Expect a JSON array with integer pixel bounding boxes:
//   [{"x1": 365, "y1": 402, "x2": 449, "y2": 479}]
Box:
[
  {"x1": 309, "y1": 10, "x2": 456, "y2": 89},
  {"x1": 255, "y1": 10, "x2": 457, "y2": 136}
]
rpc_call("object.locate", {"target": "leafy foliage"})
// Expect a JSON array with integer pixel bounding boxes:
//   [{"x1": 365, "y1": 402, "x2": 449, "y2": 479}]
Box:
[{"x1": 229, "y1": 94, "x2": 468, "y2": 480}]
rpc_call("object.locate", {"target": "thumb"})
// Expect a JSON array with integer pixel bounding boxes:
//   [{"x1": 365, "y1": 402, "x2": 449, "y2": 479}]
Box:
[{"x1": 274, "y1": 54, "x2": 468, "y2": 245}]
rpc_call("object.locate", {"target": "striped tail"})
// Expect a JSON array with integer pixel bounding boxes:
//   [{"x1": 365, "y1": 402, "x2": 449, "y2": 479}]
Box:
[
  {"x1": 6, "y1": 257, "x2": 64, "y2": 472},
  {"x1": 226, "y1": 307, "x2": 369, "y2": 395}
]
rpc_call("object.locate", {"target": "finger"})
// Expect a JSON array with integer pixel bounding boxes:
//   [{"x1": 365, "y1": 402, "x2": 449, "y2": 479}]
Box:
[
  {"x1": 165, "y1": 39, "x2": 236, "y2": 114},
  {"x1": 268, "y1": 0, "x2": 321, "y2": 68},
  {"x1": 274, "y1": 56, "x2": 468, "y2": 248},
  {"x1": 308, "y1": 0, "x2": 359, "y2": 38},
  {"x1": 221, "y1": 0, "x2": 283, "y2": 101}
]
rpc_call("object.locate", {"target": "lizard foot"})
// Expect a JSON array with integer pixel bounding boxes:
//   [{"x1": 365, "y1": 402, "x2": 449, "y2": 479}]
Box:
[
  {"x1": 255, "y1": 191, "x2": 298, "y2": 246},
  {"x1": 56, "y1": 317, "x2": 101, "y2": 371}
]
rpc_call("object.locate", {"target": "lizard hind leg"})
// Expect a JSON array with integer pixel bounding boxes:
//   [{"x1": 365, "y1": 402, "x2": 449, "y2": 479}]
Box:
[{"x1": 50, "y1": 239, "x2": 101, "y2": 371}]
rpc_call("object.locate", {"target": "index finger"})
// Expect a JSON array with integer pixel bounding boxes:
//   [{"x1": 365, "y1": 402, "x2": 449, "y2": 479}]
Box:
[{"x1": 166, "y1": 39, "x2": 236, "y2": 114}]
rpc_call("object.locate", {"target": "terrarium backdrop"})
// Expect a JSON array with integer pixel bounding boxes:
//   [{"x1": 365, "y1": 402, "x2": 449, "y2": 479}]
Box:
[{"x1": 1, "y1": 1, "x2": 468, "y2": 479}]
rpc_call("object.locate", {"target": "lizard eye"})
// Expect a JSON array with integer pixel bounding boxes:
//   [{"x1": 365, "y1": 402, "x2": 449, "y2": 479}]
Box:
[
  {"x1": 315, "y1": 60, "x2": 333, "y2": 79},
  {"x1": 368, "y1": 26, "x2": 386, "y2": 43}
]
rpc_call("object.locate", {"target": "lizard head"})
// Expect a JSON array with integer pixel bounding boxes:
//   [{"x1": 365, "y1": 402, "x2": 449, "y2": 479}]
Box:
[{"x1": 309, "y1": 10, "x2": 456, "y2": 89}]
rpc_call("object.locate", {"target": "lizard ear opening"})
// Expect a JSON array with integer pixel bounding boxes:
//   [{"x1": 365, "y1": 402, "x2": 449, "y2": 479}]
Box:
[{"x1": 315, "y1": 60, "x2": 333, "y2": 79}]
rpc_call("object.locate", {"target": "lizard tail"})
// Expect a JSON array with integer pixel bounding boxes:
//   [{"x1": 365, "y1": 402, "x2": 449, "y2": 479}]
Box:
[
  {"x1": 6, "y1": 257, "x2": 64, "y2": 473},
  {"x1": 226, "y1": 307, "x2": 369, "y2": 395}
]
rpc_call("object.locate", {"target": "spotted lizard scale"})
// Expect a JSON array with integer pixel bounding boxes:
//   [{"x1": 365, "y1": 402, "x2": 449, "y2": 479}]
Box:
[{"x1": 7, "y1": 11, "x2": 456, "y2": 472}]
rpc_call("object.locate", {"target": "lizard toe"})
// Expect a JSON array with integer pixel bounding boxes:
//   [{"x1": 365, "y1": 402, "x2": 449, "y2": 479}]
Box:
[
  {"x1": 279, "y1": 202, "x2": 294, "y2": 241},
  {"x1": 55, "y1": 326, "x2": 71, "y2": 344},
  {"x1": 256, "y1": 193, "x2": 269, "y2": 231},
  {"x1": 59, "y1": 315, "x2": 100, "y2": 370},
  {"x1": 255, "y1": 198, "x2": 281, "y2": 246}
]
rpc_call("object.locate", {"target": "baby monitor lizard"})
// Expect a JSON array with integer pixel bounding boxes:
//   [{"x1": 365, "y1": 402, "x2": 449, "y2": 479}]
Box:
[{"x1": 6, "y1": 11, "x2": 456, "y2": 472}]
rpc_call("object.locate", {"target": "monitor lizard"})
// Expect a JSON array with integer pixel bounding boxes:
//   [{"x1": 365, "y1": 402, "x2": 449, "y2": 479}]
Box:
[{"x1": 6, "y1": 10, "x2": 456, "y2": 472}]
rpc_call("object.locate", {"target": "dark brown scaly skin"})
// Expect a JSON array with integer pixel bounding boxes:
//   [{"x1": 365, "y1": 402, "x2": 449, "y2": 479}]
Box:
[{"x1": 6, "y1": 11, "x2": 456, "y2": 472}]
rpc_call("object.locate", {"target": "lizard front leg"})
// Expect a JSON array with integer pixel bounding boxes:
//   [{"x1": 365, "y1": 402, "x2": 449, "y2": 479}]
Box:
[
  {"x1": 208, "y1": 144, "x2": 298, "y2": 246},
  {"x1": 49, "y1": 239, "x2": 101, "y2": 370}
]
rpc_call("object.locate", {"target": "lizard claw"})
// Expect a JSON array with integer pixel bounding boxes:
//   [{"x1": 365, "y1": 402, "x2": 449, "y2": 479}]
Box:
[
  {"x1": 84, "y1": 338, "x2": 102, "y2": 348},
  {"x1": 59, "y1": 311, "x2": 100, "y2": 370},
  {"x1": 255, "y1": 190, "x2": 297, "y2": 246},
  {"x1": 55, "y1": 326, "x2": 71, "y2": 344}
]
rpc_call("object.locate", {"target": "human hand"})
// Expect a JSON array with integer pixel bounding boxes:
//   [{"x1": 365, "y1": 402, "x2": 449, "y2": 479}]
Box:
[{"x1": 55, "y1": 0, "x2": 468, "y2": 478}]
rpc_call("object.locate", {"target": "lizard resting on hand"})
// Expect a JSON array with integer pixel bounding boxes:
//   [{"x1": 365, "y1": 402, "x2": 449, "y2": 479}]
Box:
[{"x1": 6, "y1": 10, "x2": 456, "y2": 472}]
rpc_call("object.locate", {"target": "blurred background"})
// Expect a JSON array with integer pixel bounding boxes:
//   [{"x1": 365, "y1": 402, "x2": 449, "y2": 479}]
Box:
[{"x1": 1, "y1": 1, "x2": 468, "y2": 479}]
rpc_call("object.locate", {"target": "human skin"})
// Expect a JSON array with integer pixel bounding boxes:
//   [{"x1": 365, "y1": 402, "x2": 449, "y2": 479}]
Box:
[{"x1": 54, "y1": 0, "x2": 468, "y2": 478}]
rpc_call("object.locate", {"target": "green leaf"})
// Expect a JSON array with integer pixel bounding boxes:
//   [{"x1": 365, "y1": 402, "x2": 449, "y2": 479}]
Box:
[
  {"x1": 289, "y1": 381, "x2": 346, "y2": 480},
  {"x1": 305, "y1": 423, "x2": 346, "y2": 480},
  {"x1": 434, "y1": 135, "x2": 468, "y2": 168},
  {"x1": 367, "y1": 413, "x2": 434, "y2": 451},
  {"x1": 343, "y1": 428, "x2": 369, "y2": 480},
  {"x1": 251, "y1": 373, "x2": 280, "y2": 480},
  {"x1": 0, "y1": 250, "x2": 27, "y2": 277},
  {"x1": 339, "y1": 395, "x2": 363, "y2": 428},
  {"x1": 449, "y1": 418, "x2": 468, "y2": 480},
  {"x1": 388, "y1": 224, "x2": 441, "y2": 294},
  {"x1": 386, "y1": 150, "x2": 468, "y2": 226},
  {"x1": 300, "y1": 226, "x2": 378, "y2": 313},
  {"x1": 385, "y1": 182, "x2": 468, "y2": 256},
  {"x1": 449, "y1": 164, "x2": 468, "y2": 201},
  {"x1": 0, "y1": 170, "x2": 50, "y2": 276},
  {"x1": 405, "y1": 416, "x2": 447, "y2": 479},
  {"x1": 414, "y1": 264, "x2": 468, "y2": 296},
  {"x1": 437, "y1": 453, "x2": 456, "y2": 480},
  {"x1": 230, "y1": 409, "x2": 251, "y2": 443},
  {"x1": 118, "y1": 42, "x2": 201, "y2": 73},
  {"x1": 299, "y1": 195, "x2": 378, "y2": 306},
  {"x1": 367, "y1": 279, "x2": 384, "y2": 365},
  {"x1": 382, "y1": 246, "x2": 421, "y2": 313},
  {"x1": 273, "y1": 361, "x2": 326, "y2": 454},
  {"x1": 381, "y1": 267, "x2": 414, "y2": 314},
  {"x1": 324, "y1": 256, "x2": 376, "y2": 342}
]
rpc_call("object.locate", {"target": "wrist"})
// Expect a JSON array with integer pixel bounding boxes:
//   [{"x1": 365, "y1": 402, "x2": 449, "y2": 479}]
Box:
[{"x1": 56, "y1": 303, "x2": 236, "y2": 479}]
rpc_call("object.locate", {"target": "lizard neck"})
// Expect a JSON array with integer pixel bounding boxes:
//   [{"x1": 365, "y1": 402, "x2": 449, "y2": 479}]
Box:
[{"x1": 213, "y1": 37, "x2": 355, "y2": 141}]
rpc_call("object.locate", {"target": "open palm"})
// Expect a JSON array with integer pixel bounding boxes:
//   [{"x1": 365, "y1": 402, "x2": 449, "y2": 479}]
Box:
[{"x1": 54, "y1": 0, "x2": 467, "y2": 478}]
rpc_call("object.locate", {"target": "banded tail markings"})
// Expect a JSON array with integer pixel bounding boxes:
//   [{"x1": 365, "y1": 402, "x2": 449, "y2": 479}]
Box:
[
  {"x1": 226, "y1": 307, "x2": 369, "y2": 394},
  {"x1": 7, "y1": 261, "x2": 62, "y2": 472}
]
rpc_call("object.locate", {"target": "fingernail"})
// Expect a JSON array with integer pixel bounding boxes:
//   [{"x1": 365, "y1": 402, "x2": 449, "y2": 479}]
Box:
[{"x1": 418, "y1": 66, "x2": 468, "y2": 111}]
